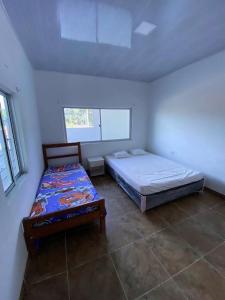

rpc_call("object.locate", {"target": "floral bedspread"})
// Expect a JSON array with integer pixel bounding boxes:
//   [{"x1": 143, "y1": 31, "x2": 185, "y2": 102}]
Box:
[{"x1": 30, "y1": 163, "x2": 100, "y2": 220}]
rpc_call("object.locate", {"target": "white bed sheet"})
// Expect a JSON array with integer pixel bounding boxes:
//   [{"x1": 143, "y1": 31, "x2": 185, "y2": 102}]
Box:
[{"x1": 105, "y1": 153, "x2": 203, "y2": 195}]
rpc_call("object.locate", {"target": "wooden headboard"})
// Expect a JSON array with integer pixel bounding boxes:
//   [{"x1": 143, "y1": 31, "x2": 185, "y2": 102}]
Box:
[{"x1": 42, "y1": 142, "x2": 82, "y2": 169}]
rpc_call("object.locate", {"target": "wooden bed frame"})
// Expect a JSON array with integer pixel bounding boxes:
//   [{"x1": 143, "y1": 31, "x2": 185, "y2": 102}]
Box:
[{"x1": 22, "y1": 142, "x2": 106, "y2": 255}]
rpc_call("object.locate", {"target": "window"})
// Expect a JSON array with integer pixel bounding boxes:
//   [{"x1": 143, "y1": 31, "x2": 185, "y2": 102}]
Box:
[
  {"x1": 64, "y1": 108, "x2": 131, "y2": 142},
  {"x1": 0, "y1": 91, "x2": 21, "y2": 193}
]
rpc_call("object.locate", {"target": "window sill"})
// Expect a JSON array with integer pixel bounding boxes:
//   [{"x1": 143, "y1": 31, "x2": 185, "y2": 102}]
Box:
[
  {"x1": 74, "y1": 138, "x2": 132, "y2": 145},
  {"x1": 5, "y1": 172, "x2": 28, "y2": 200}
]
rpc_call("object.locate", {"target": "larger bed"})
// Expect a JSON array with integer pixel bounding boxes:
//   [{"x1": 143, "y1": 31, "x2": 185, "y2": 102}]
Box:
[{"x1": 105, "y1": 152, "x2": 204, "y2": 212}]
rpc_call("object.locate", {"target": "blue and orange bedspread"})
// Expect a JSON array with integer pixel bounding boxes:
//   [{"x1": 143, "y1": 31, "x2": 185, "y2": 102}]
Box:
[{"x1": 30, "y1": 163, "x2": 102, "y2": 227}]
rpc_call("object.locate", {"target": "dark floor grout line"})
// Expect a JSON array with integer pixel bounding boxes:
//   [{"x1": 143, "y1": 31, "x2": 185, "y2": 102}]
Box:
[
  {"x1": 144, "y1": 248, "x2": 172, "y2": 289},
  {"x1": 136, "y1": 234, "x2": 225, "y2": 299},
  {"x1": 158, "y1": 212, "x2": 192, "y2": 227},
  {"x1": 109, "y1": 254, "x2": 129, "y2": 300},
  {"x1": 208, "y1": 202, "x2": 225, "y2": 211},
  {"x1": 134, "y1": 276, "x2": 172, "y2": 300},
  {"x1": 134, "y1": 274, "x2": 189, "y2": 300},
  {"x1": 136, "y1": 246, "x2": 189, "y2": 300},
  {"x1": 170, "y1": 240, "x2": 225, "y2": 280},
  {"x1": 154, "y1": 199, "x2": 214, "y2": 228},
  {"x1": 168, "y1": 220, "x2": 225, "y2": 257},
  {"x1": 171, "y1": 191, "x2": 217, "y2": 209},
  {"x1": 64, "y1": 227, "x2": 169, "y2": 273},
  {"x1": 66, "y1": 253, "x2": 109, "y2": 271},
  {"x1": 170, "y1": 277, "x2": 189, "y2": 300},
  {"x1": 67, "y1": 238, "x2": 143, "y2": 272},
  {"x1": 214, "y1": 210, "x2": 225, "y2": 219},
  {"x1": 68, "y1": 254, "x2": 113, "y2": 273},
  {"x1": 64, "y1": 224, "x2": 172, "y2": 273},
  {"x1": 110, "y1": 236, "x2": 145, "y2": 254},
  {"x1": 140, "y1": 226, "x2": 169, "y2": 240},
  {"x1": 109, "y1": 226, "x2": 169, "y2": 255},
  {"x1": 203, "y1": 255, "x2": 225, "y2": 280},
  {"x1": 173, "y1": 202, "x2": 209, "y2": 219},
  {"x1": 165, "y1": 212, "x2": 225, "y2": 247},
  {"x1": 165, "y1": 223, "x2": 203, "y2": 254},
  {"x1": 201, "y1": 241, "x2": 225, "y2": 258},
  {"x1": 172, "y1": 193, "x2": 218, "y2": 214},
  {"x1": 63, "y1": 249, "x2": 129, "y2": 299},
  {"x1": 189, "y1": 211, "x2": 225, "y2": 242},
  {"x1": 106, "y1": 208, "x2": 136, "y2": 223},
  {"x1": 150, "y1": 230, "x2": 190, "y2": 299},
  {"x1": 65, "y1": 233, "x2": 70, "y2": 300},
  {"x1": 28, "y1": 271, "x2": 67, "y2": 286}
]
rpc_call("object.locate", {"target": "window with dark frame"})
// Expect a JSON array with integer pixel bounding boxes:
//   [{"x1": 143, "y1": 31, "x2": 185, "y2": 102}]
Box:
[
  {"x1": 0, "y1": 91, "x2": 22, "y2": 193},
  {"x1": 64, "y1": 107, "x2": 131, "y2": 143}
]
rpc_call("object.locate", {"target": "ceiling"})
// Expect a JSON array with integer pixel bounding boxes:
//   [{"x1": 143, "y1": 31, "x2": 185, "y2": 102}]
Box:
[{"x1": 3, "y1": 0, "x2": 225, "y2": 82}]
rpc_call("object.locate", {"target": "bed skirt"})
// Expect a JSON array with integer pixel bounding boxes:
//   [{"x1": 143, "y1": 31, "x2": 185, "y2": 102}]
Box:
[{"x1": 106, "y1": 164, "x2": 204, "y2": 212}]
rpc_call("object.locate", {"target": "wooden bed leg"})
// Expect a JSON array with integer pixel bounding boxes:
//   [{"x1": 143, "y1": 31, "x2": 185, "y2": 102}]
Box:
[
  {"x1": 100, "y1": 215, "x2": 105, "y2": 233},
  {"x1": 25, "y1": 235, "x2": 38, "y2": 256},
  {"x1": 99, "y1": 200, "x2": 106, "y2": 233}
]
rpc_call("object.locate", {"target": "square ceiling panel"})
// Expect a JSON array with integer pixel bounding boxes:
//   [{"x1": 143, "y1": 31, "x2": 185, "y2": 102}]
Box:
[
  {"x1": 59, "y1": 0, "x2": 97, "y2": 43},
  {"x1": 134, "y1": 21, "x2": 156, "y2": 36}
]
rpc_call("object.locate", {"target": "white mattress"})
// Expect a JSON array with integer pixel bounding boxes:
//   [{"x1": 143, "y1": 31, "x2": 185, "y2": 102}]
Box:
[{"x1": 105, "y1": 153, "x2": 203, "y2": 195}]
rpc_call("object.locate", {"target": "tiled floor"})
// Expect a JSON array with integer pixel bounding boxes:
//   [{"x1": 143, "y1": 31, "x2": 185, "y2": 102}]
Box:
[{"x1": 22, "y1": 175, "x2": 225, "y2": 300}]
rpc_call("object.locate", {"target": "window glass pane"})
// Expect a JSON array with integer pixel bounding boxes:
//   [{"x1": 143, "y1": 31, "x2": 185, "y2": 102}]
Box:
[
  {"x1": 0, "y1": 94, "x2": 20, "y2": 177},
  {"x1": 64, "y1": 108, "x2": 101, "y2": 142},
  {"x1": 101, "y1": 109, "x2": 130, "y2": 140},
  {"x1": 0, "y1": 121, "x2": 13, "y2": 191}
]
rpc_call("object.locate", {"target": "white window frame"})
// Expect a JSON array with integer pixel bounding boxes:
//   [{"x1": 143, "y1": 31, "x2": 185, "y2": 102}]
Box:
[
  {"x1": 0, "y1": 90, "x2": 22, "y2": 194},
  {"x1": 62, "y1": 106, "x2": 132, "y2": 143}
]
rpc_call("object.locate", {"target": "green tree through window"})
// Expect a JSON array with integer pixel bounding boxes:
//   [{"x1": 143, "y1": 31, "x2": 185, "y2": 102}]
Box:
[{"x1": 64, "y1": 108, "x2": 94, "y2": 128}]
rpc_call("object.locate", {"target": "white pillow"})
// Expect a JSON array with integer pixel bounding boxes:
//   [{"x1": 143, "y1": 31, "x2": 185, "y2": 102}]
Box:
[
  {"x1": 113, "y1": 151, "x2": 130, "y2": 159},
  {"x1": 129, "y1": 148, "x2": 148, "y2": 156}
]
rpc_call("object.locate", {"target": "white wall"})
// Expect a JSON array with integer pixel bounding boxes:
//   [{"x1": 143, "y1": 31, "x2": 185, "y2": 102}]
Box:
[
  {"x1": 0, "y1": 3, "x2": 43, "y2": 300},
  {"x1": 34, "y1": 71, "x2": 149, "y2": 164},
  {"x1": 147, "y1": 50, "x2": 225, "y2": 195}
]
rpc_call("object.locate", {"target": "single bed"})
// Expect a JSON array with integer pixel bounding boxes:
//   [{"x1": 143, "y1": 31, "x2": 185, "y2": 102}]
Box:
[
  {"x1": 23, "y1": 143, "x2": 106, "y2": 255},
  {"x1": 105, "y1": 152, "x2": 204, "y2": 212}
]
